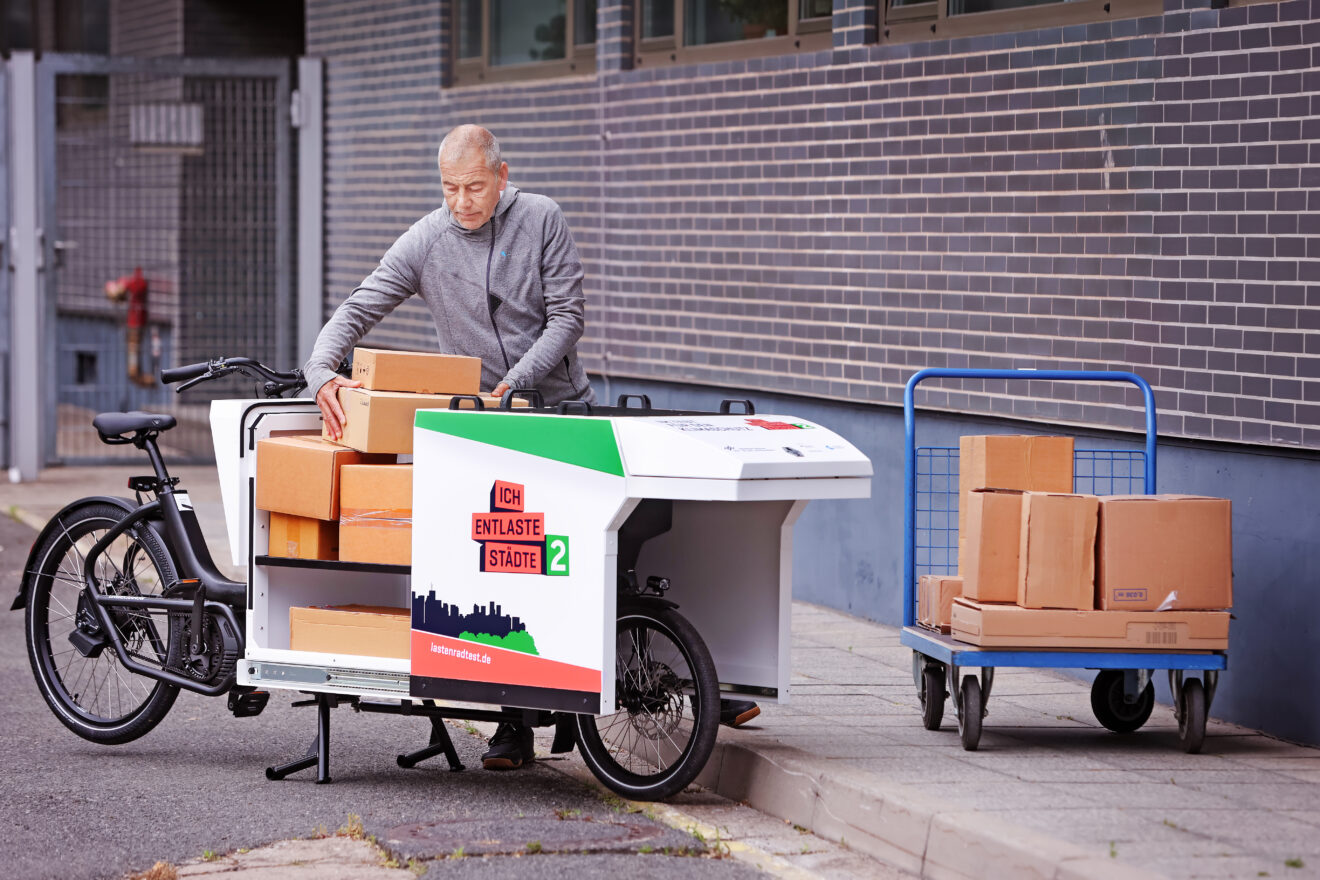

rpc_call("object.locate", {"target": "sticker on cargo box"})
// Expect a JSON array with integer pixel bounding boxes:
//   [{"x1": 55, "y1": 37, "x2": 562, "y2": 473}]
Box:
[
  {"x1": 1112, "y1": 588, "x2": 1148, "y2": 603},
  {"x1": 470, "y1": 480, "x2": 568, "y2": 577}
]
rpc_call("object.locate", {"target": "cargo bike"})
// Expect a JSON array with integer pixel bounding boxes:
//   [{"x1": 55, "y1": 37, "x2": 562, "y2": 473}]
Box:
[
  {"x1": 15, "y1": 357, "x2": 872, "y2": 800},
  {"x1": 902, "y1": 368, "x2": 1228, "y2": 753}
]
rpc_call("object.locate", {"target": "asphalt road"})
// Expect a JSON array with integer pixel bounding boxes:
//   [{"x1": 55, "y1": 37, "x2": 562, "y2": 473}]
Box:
[{"x1": 0, "y1": 512, "x2": 763, "y2": 880}]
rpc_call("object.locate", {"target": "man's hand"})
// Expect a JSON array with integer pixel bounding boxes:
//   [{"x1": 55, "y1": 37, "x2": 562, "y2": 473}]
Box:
[
  {"x1": 317, "y1": 375, "x2": 362, "y2": 440},
  {"x1": 493, "y1": 382, "x2": 510, "y2": 400}
]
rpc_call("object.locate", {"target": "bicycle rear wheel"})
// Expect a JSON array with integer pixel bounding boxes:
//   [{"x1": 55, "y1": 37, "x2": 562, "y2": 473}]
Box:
[
  {"x1": 24, "y1": 503, "x2": 180, "y2": 744},
  {"x1": 575, "y1": 603, "x2": 719, "y2": 801}
]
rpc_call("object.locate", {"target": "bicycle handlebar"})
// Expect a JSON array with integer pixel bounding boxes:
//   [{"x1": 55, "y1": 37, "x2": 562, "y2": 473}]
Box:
[
  {"x1": 160, "y1": 362, "x2": 211, "y2": 384},
  {"x1": 160, "y1": 357, "x2": 307, "y2": 399}
]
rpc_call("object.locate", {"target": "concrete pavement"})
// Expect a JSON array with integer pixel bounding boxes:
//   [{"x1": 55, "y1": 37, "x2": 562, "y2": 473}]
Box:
[{"x1": 4, "y1": 465, "x2": 1317, "y2": 880}]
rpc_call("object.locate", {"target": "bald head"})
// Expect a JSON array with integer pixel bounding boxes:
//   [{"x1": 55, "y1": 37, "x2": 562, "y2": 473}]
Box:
[
  {"x1": 438, "y1": 125, "x2": 509, "y2": 230},
  {"x1": 438, "y1": 124, "x2": 503, "y2": 174}
]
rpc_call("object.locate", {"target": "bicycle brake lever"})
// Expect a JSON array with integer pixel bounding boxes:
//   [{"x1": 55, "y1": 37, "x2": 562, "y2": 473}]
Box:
[{"x1": 174, "y1": 375, "x2": 208, "y2": 393}]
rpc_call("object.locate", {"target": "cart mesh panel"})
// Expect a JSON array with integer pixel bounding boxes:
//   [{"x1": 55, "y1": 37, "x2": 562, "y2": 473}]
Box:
[{"x1": 912, "y1": 447, "x2": 1147, "y2": 620}]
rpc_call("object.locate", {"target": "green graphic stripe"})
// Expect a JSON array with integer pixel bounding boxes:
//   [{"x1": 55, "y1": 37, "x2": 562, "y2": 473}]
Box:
[{"x1": 415, "y1": 411, "x2": 623, "y2": 476}]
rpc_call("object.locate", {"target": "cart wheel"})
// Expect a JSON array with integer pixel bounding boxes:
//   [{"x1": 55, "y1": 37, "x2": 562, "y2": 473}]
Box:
[
  {"x1": 957, "y1": 676, "x2": 982, "y2": 751},
  {"x1": 1090, "y1": 670, "x2": 1155, "y2": 734},
  {"x1": 1178, "y1": 678, "x2": 1207, "y2": 754},
  {"x1": 920, "y1": 665, "x2": 946, "y2": 731}
]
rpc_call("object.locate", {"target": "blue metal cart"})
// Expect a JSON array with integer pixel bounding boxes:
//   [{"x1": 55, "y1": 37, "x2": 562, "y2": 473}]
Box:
[{"x1": 901, "y1": 368, "x2": 1227, "y2": 752}]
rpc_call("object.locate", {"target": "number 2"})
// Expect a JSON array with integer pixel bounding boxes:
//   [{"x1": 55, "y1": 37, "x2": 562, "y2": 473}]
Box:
[{"x1": 546, "y1": 535, "x2": 570, "y2": 576}]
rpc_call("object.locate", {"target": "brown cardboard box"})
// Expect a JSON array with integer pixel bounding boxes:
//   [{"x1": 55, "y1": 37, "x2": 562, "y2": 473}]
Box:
[
  {"x1": 962, "y1": 489, "x2": 1024, "y2": 603},
  {"x1": 255, "y1": 434, "x2": 389, "y2": 520},
  {"x1": 1018, "y1": 491, "x2": 1099, "y2": 610},
  {"x1": 268, "y1": 512, "x2": 338, "y2": 560},
  {"x1": 351, "y1": 347, "x2": 481, "y2": 394},
  {"x1": 950, "y1": 597, "x2": 1229, "y2": 650},
  {"x1": 958, "y1": 435, "x2": 1074, "y2": 574},
  {"x1": 289, "y1": 605, "x2": 410, "y2": 659},
  {"x1": 325, "y1": 387, "x2": 526, "y2": 454},
  {"x1": 918, "y1": 574, "x2": 963, "y2": 633},
  {"x1": 339, "y1": 464, "x2": 412, "y2": 565},
  {"x1": 1097, "y1": 495, "x2": 1233, "y2": 611}
]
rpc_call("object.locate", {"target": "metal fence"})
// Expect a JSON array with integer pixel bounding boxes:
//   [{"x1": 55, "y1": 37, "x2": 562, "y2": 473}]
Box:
[{"x1": 40, "y1": 55, "x2": 292, "y2": 464}]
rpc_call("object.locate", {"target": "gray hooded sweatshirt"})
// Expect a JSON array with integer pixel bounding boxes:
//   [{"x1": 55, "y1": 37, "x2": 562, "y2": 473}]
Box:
[{"x1": 303, "y1": 184, "x2": 595, "y2": 406}]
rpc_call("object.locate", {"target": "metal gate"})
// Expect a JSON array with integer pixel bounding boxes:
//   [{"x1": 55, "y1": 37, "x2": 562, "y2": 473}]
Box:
[{"x1": 38, "y1": 55, "x2": 293, "y2": 464}]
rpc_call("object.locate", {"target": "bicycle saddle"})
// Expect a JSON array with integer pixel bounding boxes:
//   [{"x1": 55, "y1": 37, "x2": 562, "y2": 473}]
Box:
[{"x1": 94, "y1": 411, "x2": 177, "y2": 441}]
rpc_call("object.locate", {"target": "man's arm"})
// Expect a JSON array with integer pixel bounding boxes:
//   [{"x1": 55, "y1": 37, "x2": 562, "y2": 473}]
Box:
[
  {"x1": 304, "y1": 218, "x2": 431, "y2": 434},
  {"x1": 498, "y1": 206, "x2": 585, "y2": 394}
]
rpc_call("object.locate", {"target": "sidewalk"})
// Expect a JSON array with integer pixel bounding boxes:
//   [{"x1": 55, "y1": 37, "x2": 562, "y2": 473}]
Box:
[{"x1": 5, "y1": 466, "x2": 1317, "y2": 880}]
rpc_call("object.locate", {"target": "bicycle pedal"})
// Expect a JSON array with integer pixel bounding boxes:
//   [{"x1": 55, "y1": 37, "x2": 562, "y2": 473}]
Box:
[{"x1": 228, "y1": 688, "x2": 270, "y2": 718}]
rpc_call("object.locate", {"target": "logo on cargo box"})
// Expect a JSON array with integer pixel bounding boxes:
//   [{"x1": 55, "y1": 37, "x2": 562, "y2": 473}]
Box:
[
  {"x1": 1113, "y1": 588, "x2": 1148, "y2": 603},
  {"x1": 745, "y1": 418, "x2": 811, "y2": 430},
  {"x1": 471, "y1": 480, "x2": 569, "y2": 576}
]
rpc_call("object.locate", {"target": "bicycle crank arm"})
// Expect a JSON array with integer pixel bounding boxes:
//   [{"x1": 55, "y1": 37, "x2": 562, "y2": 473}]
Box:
[{"x1": 92, "y1": 595, "x2": 244, "y2": 697}]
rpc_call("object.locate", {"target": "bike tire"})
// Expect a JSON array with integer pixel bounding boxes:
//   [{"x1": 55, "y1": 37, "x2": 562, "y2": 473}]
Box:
[
  {"x1": 575, "y1": 604, "x2": 720, "y2": 801},
  {"x1": 24, "y1": 502, "x2": 181, "y2": 744}
]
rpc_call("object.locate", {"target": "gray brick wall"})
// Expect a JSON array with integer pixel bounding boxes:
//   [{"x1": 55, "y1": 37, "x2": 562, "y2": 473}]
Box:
[{"x1": 306, "y1": 0, "x2": 1320, "y2": 451}]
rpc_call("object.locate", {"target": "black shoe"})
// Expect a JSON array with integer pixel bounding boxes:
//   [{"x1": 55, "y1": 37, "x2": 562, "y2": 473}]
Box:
[
  {"x1": 482, "y1": 722, "x2": 534, "y2": 770},
  {"x1": 719, "y1": 699, "x2": 760, "y2": 728}
]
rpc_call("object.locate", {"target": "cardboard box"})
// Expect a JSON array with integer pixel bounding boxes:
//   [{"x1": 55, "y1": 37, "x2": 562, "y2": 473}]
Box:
[
  {"x1": 289, "y1": 605, "x2": 410, "y2": 659},
  {"x1": 255, "y1": 434, "x2": 389, "y2": 520},
  {"x1": 268, "y1": 512, "x2": 337, "y2": 561},
  {"x1": 326, "y1": 387, "x2": 526, "y2": 454},
  {"x1": 339, "y1": 464, "x2": 412, "y2": 565},
  {"x1": 1097, "y1": 495, "x2": 1233, "y2": 611},
  {"x1": 351, "y1": 347, "x2": 481, "y2": 394},
  {"x1": 918, "y1": 574, "x2": 963, "y2": 633},
  {"x1": 950, "y1": 598, "x2": 1229, "y2": 650},
  {"x1": 958, "y1": 435, "x2": 1074, "y2": 574},
  {"x1": 1018, "y1": 491, "x2": 1099, "y2": 610},
  {"x1": 962, "y1": 489, "x2": 1023, "y2": 603}
]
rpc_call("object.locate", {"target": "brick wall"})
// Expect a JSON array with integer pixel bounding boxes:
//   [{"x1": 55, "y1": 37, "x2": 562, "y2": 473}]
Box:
[{"x1": 306, "y1": 0, "x2": 1320, "y2": 451}]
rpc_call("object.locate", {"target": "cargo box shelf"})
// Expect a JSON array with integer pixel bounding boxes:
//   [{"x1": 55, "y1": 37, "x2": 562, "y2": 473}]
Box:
[{"x1": 254, "y1": 555, "x2": 410, "y2": 577}]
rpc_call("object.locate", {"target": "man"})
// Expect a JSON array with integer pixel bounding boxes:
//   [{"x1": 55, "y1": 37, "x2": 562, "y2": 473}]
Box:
[
  {"x1": 304, "y1": 124, "x2": 595, "y2": 444},
  {"x1": 305, "y1": 125, "x2": 757, "y2": 771}
]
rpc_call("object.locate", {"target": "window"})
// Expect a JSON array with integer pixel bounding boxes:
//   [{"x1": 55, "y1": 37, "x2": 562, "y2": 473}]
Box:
[
  {"x1": 881, "y1": 0, "x2": 1159, "y2": 42},
  {"x1": 635, "y1": 0, "x2": 832, "y2": 67},
  {"x1": 452, "y1": 0, "x2": 597, "y2": 85}
]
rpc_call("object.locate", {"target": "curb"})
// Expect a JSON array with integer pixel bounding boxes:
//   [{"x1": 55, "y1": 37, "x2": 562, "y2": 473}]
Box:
[{"x1": 694, "y1": 737, "x2": 1169, "y2": 880}]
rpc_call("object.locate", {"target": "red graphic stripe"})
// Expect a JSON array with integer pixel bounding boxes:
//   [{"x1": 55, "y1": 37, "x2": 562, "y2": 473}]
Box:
[{"x1": 410, "y1": 632, "x2": 601, "y2": 693}]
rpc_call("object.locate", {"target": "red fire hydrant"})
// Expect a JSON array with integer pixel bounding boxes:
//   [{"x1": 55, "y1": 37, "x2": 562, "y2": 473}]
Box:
[{"x1": 105, "y1": 267, "x2": 153, "y2": 387}]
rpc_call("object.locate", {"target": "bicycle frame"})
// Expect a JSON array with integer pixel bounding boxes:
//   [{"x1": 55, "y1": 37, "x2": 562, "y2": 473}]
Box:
[{"x1": 71, "y1": 432, "x2": 249, "y2": 696}]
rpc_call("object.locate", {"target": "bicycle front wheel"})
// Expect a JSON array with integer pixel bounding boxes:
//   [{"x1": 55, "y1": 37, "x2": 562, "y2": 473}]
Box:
[
  {"x1": 575, "y1": 603, "x2": 719, "y2": 801},
  {"x1": 24, "y1": 503, "x2": 180, "y2": 744}
]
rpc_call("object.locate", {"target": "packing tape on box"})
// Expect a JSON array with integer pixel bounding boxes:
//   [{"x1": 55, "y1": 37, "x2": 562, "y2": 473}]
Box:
[{"x1": 339, "y1": 507, "x2": 413, "y2": 528}]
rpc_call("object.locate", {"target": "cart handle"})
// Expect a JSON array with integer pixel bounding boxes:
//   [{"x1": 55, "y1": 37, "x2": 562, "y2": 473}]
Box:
[{"x1": 902, "y1": 368, "x2": 1158, "y2": 628}]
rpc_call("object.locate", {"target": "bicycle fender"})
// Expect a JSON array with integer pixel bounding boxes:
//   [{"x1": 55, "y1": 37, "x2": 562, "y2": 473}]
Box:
[
  {"x1": 11, "y1": 496, "x2": 164, "y2": 611},
  {"x1": 617, "y1": 595, "x2": 679, "y2": 615}
]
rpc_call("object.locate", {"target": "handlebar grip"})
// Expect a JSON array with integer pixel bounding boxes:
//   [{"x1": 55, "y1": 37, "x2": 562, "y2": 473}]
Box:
[{"x1": 161, "y1": 362, "x2": 211, "y2": 385}]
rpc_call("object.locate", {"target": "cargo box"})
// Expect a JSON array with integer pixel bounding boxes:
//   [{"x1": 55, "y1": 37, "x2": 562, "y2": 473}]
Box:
[
  {"x1": 255, "y1": 434, "x2": 389, "y2": 520},
  {"x1": 325, "y1": 388, "x2": 526, "y2": 454},
  {"x1": 339, "y1": 464, "x2": 412, "y2": 566},
  {"x1": 1097, "y1": 494, "x2": 1232, "y2": 611},
  {"x1": 950, "y1": 598, "x2": 1229, "y2": 650},
  {"x1": 268, "y1": 512, "x2": 337, "y2": 561},
  {"x1": 351, "y1": 347, "x2": 481, "y2": 394},
  {"x1": 1017, "y1": 491, "x2": 1098, "y2": 610},
  {"x1": 289, "y1": 605, "x2": 410, "y2": 659},
  {"x1": 958, "y1": 435, "x2": 1074, "y2": 574},
  {"x1": 962, "y1": 489, "x2": 1024, "y2": 604},
  {"x1": 918, "y1": 574, "x2": 963, "y2": 633}
]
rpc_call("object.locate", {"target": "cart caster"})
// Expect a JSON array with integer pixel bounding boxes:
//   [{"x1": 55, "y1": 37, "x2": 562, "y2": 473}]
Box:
[
  {"x1": 1090, "y1": 670, "x2": 1154, "y2": 734},
  {"x1": 919, "y1": 664, "x2": 946, "y2": 731},
  {"x1": 957, "y1": 676, "x2": 983, "y2": 751},
  {"x1": 1177, "y1": 678, "x2": 1207, "y2": 754}
]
